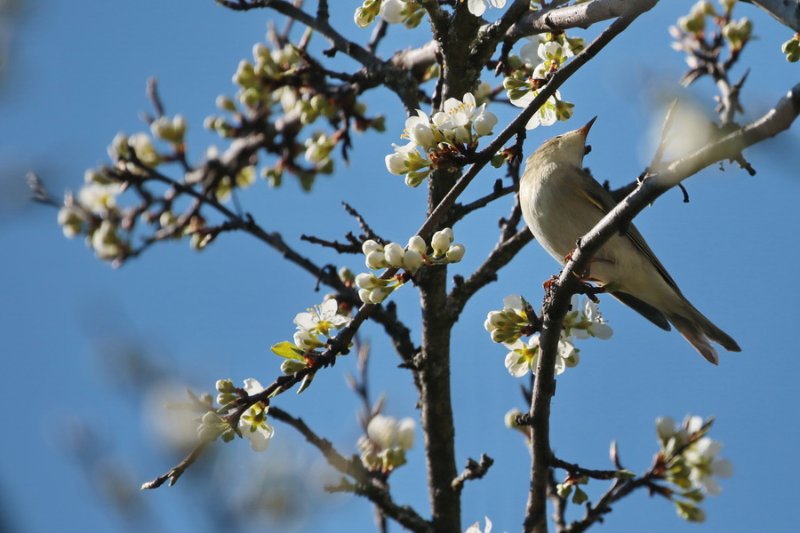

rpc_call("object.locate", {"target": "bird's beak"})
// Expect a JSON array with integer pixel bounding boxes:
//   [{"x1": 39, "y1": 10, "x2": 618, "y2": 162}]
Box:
[{"x1": 578, "y1": 116, "x2": 597, "y2": 137}]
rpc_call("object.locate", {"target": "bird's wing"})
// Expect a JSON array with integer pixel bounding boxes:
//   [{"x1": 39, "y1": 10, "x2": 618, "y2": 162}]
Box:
[
  {"x1": 568, "y1": 166, "x2": 681, "y2": 294},
  {"x1": 610, "y1": 291, "x2": 671, "y2": 331}
]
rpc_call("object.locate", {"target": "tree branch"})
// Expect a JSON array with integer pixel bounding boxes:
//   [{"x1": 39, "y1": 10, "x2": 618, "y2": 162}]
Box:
[
  {"x1": 744, "y1": 0, "x2": 800, "y2": 31},
  {"x1": 446, "y1": 228, "x2": 533, "y2": 323},
  {"x1": 451, "y1": 454, "x2": 495, "y2": 494},
  {"x1": 216, "y1": 0, "x2": 422, "y2": 110},
  {"x1": 416, "y1": 2, "x2": 656, "y2": 244},
  {"x1": 524, "y1": 80, "x2": 800, "y2": 533},
  {"x1": 506, "y1": 0, "x2": 659, "y2": 43},
  {"x1": 269, "y1": 407, "x2": 434, "y2": 533}
]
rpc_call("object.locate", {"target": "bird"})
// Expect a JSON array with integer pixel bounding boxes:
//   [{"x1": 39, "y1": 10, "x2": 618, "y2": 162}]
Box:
[{"x1": 518, "y1": 117, "x2": 740, "y2": 364}]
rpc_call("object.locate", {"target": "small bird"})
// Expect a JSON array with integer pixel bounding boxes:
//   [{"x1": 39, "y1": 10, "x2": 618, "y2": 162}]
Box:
[{"x1": 519, "y1": 117, "x2": 740, "y2": 364}]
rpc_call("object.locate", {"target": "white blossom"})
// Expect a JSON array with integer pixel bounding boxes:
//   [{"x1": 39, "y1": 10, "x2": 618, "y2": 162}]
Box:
[
  {"x1": 466, "y1": 0, "x2": 506, "y2": 17},
  {"x1": 465, "y1": 516, "x2": 493, "y2": 533},
  {"x1": 381, "y1": 0, "x2": 407, "y2": 24},
  {"x1": 239, "y1": 401, "x2": 275, "y2": 452},
  {"x1": 294, "y1": 298, "x2": 351, "y2": 335}
]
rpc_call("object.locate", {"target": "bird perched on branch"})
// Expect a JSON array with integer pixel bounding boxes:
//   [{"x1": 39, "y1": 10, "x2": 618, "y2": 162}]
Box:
[{"x1": 519, "y1": 117, "x2": 740, "y2": 364}]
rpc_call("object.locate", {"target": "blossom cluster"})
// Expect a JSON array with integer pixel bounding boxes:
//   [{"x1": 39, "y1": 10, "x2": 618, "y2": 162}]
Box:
[
  {"x1": 485, "y1": 294, "x2": 612, "y2": 378},
  {"x1": 355, "y1": 0, "x2": 425, "y2": 28},
  {"x1": 358, "y1": 414, "x2": 416, "y2": 473},
  {"x1": 270, "y1": 298, "x2": 353, "y2": 385},
  {"x1": 655, "y1": 415, "x2": 733, "y2": 522},
  {"x1": 385, "y1": 92, "x2": 498, "y2": 187},
  {"x1": 355, "y1": 228, "x2": 465, "y2": 304},
  {"x1": 783, "y1": 34, "x2": 800, "y2": 63},
  {"x1": 59, "y1": 122, "x2": 184, "y2": 260},
  {"x1": 671, "y1": 1, "x2": 752, "y2": 59},
  {"x1": 502, "y1": 34, "x2": 582, "y2": 129},
  {"x1": 57, "y1": 169, "x2": 128, "y2": 261},
  {"x1": 195, "y1": 378, "x2": 276, "y2": 452},
  {"x1": 208, "y1": 39, "x2": 384, "y2": 190}
]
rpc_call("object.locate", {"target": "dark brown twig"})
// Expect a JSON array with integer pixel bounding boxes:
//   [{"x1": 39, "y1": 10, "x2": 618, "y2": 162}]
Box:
[{"x1": 451, "y1": 454, "x2": 495, "y2": 493}]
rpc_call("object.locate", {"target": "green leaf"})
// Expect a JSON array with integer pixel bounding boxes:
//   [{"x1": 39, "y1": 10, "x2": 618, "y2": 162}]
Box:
[
  {"x1": 271, "y1": 341, "x2": 306, "y2": 361},
  {"x1": 297, "y1": 372, "x2": 315, "y2": 394},
  {"x1": 572, "y1": 486, "x2": 588, "y2": 505},
  {"x1": 675, "y1": 501, "x2": 706, "y2": 523},
  {"x1": 616, "y1": 469, "x2": 636, "y2": 479}
]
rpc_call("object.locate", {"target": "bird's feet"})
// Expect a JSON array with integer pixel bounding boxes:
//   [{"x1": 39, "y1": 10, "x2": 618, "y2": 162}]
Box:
[
  {"x1": 542, "y1": 275, "x2": 559, "y2": 291},
  {"x1": 576, "y1": 281, "x2": 606, "y2": 303}
]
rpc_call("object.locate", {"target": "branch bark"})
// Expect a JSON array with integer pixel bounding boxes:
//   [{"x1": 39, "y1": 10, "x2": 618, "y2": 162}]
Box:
[
  {"x1": 506, "y1": 0, "x2": 658, "y2": 42},
  {"x1": 744, "y1": 0, "x2": 800, "y2": 30},
  {"x1": 270, "y1": 407, "x2": 434, "y2": 533},
  {"x1": 216, "y1": 0, "x2": 422, "y2": 110}
]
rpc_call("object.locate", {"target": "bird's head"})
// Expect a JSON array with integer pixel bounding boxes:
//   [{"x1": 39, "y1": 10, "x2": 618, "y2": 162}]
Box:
[{"x1": 528, "y1": 116, "x2": 597, "y2": 167}]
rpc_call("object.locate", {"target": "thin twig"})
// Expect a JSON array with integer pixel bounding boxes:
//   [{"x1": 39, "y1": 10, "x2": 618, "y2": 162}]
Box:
[
  {"x1": 451, "y1": 454, "x2": 495, "y2": 493},
  {"x1": 270, "y1": 407, "x2": 434, "y2": 533}
]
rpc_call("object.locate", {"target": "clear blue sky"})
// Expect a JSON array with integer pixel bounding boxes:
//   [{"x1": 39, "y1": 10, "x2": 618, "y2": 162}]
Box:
[{"x1": 1, "y1": 1, "x2": 799, "y2": 532}]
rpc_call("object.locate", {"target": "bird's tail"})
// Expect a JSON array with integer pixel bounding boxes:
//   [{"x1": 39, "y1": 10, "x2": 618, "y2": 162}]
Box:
[{"x1": 665, "y1": 299, "x2": 741, "y2": 365}]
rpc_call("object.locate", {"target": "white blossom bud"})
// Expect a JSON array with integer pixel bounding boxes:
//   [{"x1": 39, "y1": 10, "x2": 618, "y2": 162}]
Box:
[
  {"x1": 484, "y1": 311, "x2": 506, "y2": 331},
  {"x1": 397, "y1": 418, "x2": 415, "y2": 450},
  {"x1": 385, "y1": 152, "x2": 408, "y2": 175},
  {"x1": 293, "y1": 329, "x2": 322, "y2": 350},
  {"x1": 431, "y1": 228, "x2": 454, "y2": 256},
  {"x1": 656, "y1": 417, "x2": 677, "y2": 442},
  {"x1": 407, "y1": 235, "x2": 427, "y2": 255},
  {"x1": 215, "y1": 379, "x2": 234, "y2": 392},
  {"x1": 505, "y1": 408, "x2": 524, "y2": 429},
  {"x1": 358, "y1": 288, "x2": 372, "y2": 303},
  {"x1": 354, "y1": 7, "x2": 372, "y2": 28},
  {"x1": 409, "y1": 122, "x2": 435, "y2": 148},
  {"x1": 380, "y1": 0, "x2": 406, "y2": 24},
  {"x1": 472, "y1": 110, "x2": 498, "y2": 137},
  {"x1": 366, "y1": 250, "x2": 388, "y2": 270},
  {"x1": 355, "y1": 273, "x2": 381, "y2": 290},
  {"x1": 362, "y1": 239, "x2": 382, "y2": 255},
  {"x1": 402, "y1": 249, "x2": 423, "y2": 273},
  {"x1": 368, "y1": 287, "x2": 393, "y2": 304},
  {"x1": 446, "y1": 243, "x2": 465, "y2": 263},
  {"x1": 57, "y1": 205, "x2": 83, "y2": 238},
  {"x1": 384, "y1": 242, "x2": 405, "y2": 267}
]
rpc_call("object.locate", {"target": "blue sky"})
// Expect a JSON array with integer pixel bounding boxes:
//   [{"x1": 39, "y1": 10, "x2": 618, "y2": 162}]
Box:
[{"x1": 1, "y1": 1, "x2": 799, "y2": 532}]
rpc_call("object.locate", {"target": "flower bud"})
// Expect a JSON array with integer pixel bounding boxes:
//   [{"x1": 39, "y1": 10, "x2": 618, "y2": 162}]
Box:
[
  {"x1": 355, "y1": 272, "x2": 379, "y2": 289},
  {"x1": 368, "y1": 286, "x2": 393, "y2": 304},
  {"x1": 293, "y1": 329, "x2": 323, "y2": 350},
  {"x1": 365, "y1": 250, "x2": 388, "y2": 270},
  {"x1": 402, "y1": 249, "x2": 423, "y2": 273},
  {"x1": 385, "y1": 152, "x2": 408, "y2": 175},
  {"x1": 431, "y1": 228, "x2": 454, "y2": 256},
  {"x1": 361, "y1": 239, "x2": 382, "y2": 255},
  {"x1": 504, "y1": 408, "x2": 523, "y2": 429},
  {"x1": 446, "y1": 243, "x2": 465, "y2": 263},
  {"x1": 216, "y1": 95, "x2": 237, "y2": 111},
  {"x1": 216, "y1": 379, "x2": 235, "y2": 393},
  {"x1": 407, "y1": 235, "x2": 426, "y2": 255},
  {"x1": 358, "y1": 288, "x2": 372, "y2": 303},
  {"x1": 473, "y1": 110, "x2": 497, "y2": 136},
  {"x1": 384, "y1": 242, "x2": 405, "y2": 267}
]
